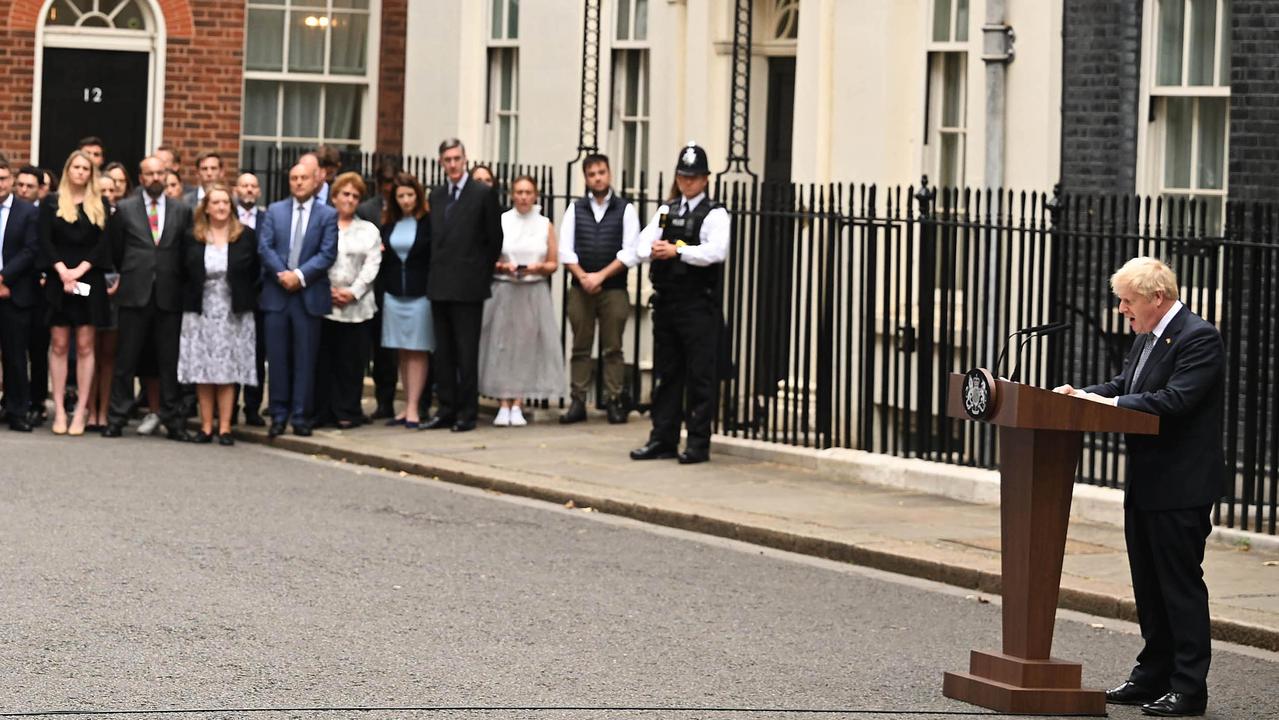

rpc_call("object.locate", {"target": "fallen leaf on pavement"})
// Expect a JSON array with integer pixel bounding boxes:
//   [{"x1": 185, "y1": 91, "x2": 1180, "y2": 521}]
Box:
[{"x1": 1264, "y1": 561, "x2": 1278, "y2": 567}]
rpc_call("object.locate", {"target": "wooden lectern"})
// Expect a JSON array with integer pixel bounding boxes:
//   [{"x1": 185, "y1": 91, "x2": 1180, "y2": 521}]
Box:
[{"x1": 942, "y1": 371, "x2": 1159, "y2": 716}]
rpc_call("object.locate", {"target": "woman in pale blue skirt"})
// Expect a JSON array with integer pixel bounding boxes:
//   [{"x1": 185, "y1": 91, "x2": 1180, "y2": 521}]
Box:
[{"x1": 377, "y1": 173, "x2": 434, "y2": 428}]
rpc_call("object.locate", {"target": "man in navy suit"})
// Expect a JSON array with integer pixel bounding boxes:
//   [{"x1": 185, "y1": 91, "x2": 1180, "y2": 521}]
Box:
[
  {"x1": 258, "y1": 162, "x2": 338, "y2": 437},
  {"x1": 0, "y1": 158, "x2": 41, "y2": 431},
  {"x1": 1055, "y1": 257, "x2": 1224, "y2": 718}
]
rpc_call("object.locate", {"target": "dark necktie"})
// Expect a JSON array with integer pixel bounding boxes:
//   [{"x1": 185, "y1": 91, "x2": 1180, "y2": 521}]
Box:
[
  {"x1": 1131, "y1": 334, "x2": 1157, "y2": 389},
  {"x1": 446, "y1": 184, "x2": 459, "y2": 220}
]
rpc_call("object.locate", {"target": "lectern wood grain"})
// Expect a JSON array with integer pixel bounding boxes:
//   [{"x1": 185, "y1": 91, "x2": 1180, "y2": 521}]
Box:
[{"x1": 941, "y1": 373, "x2": 1158, "y2": 716}]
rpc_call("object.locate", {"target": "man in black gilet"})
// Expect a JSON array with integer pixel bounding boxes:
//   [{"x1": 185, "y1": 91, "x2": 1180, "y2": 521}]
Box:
[
  {"x1": 630, "y1": 143, "x2": 730, "y2": 464},
  {"x1": 559, "y1": 154, "x2": 640, "y2": 424}
]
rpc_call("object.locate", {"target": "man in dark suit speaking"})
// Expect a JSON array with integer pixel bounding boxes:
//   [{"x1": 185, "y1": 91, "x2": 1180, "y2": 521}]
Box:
[
  {"x1": 422, "y1": 138, "x2": 502, "y2": 432},
  {"x1": 1054, "y1": 256, "x2": 1224, "y2": 717}
]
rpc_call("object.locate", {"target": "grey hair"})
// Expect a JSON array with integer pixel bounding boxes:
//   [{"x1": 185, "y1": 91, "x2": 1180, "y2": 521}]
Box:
[{"x1": 438, "y1": 137, "x2": 466, "y2": 156}]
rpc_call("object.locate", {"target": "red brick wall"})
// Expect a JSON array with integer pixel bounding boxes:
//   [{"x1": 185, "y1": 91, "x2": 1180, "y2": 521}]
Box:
[
  {"x1": 376, "y1": 0, "x2": 406, "y2": 153},
  {"x1": 0, "y1": 0, "x2": 243, "y2": 182}
]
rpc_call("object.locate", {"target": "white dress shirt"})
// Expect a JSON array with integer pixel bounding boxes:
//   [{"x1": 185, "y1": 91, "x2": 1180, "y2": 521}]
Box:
[
  {"x1": 558, "y1": 192, "x2": 641, "y2": 268},
  {"x1": 289, "y1": 197, "x2": 314, "y2": 286},
  {"x1": 1151, "y1": 300, "x2": 1184, "y2": 340},
  {"x1": 636, "y1": 192, "x2": 730, "y2": 266},
  {"x1": 238, "y1": 204, "x2": 258, "y2": 229}
]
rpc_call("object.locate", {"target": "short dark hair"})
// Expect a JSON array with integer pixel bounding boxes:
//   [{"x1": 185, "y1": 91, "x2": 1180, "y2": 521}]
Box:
[
  {"x1": 197, "y1": 151, "x2": 223, "y2": 168},
  {"x1": 438, "y1": 137, "x2": 465, "y2": 156},
  {"x1": 0, "y1": 157, "x2": 10, "y2": 173},
  {"x1": 315, "y1": 144, "x2": 341, "y2": 169},
  {"x1": 78, "y1": 136, "x2": 104, "y2": 150},
  {"x1": 156, "y1": 143, "x2": 181, "y2": 164},
  {"x1": 582, "y1": 154, "x2": 610, "y2": 172},
  {"x1": 18, "y1": 165, "x2": 43, "y2": 184}
]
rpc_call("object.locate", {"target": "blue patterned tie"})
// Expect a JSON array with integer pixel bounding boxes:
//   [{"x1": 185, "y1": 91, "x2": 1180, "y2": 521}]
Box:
[{"x1": 1131, "y1": 334, "x2": 1156, "y2": 389}]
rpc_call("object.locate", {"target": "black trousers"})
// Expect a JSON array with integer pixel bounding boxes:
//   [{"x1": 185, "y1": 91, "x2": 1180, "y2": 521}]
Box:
[
  {"x1": 28, "y1": 298, "x2": 49, "y2": 408},
  {"x1": 314, "y1": 318, "x2": 371, "y2": 424},
  {"x1": 371, "y1": 290, "x2": 399, "y2": 411},
  {"x1": 238, "y1": 310, "x2": 268, "y2": 416},
  {"x1": 1125, "y1": 504, "x2": 1213, "y2": 695},
  {"x1": 431, "y1": 300, "x2": 483, "y2": 424},
  {"x1": 648, "y1": 291, "x2": 720, "y2": 452},
  {"x1": 0, "y1": 300, "x2": 32, "y2": 417},
  {"x1": 109, "y1": 299, "x2": 182, "y2": 429}
]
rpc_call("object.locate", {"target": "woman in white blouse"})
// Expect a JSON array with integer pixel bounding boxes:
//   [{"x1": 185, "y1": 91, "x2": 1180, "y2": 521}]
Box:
[
  {"x1": 478, "y1": 175, "x2": 566, "y2": 426},
  {"x1": 313, "y1": 172, "x2": 383, "y2": 429}
]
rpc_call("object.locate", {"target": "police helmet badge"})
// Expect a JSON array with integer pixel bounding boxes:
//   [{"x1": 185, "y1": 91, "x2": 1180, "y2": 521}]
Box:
[
  {"x1": 962, "y1": 368, "x2": 998, "y2": 421},
  {"x1": 682, "y1": 145, "x2": 698, "y2": 167}
]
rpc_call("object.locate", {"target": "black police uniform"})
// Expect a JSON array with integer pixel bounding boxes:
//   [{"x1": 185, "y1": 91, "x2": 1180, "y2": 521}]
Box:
[{"x1": 631, "y1": 144, "x2": 728, "y2": 464}]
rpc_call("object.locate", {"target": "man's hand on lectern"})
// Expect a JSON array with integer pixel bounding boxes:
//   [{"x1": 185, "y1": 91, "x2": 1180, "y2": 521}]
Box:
[{"x1": 1052, "y1": 384, "x2": 1079, "y2": 396}]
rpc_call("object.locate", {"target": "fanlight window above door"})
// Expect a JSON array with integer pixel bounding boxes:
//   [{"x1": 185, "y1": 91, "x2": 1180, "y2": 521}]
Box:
[{"x1": 46, "y1": 0, "x2": 148, "y2": 30}]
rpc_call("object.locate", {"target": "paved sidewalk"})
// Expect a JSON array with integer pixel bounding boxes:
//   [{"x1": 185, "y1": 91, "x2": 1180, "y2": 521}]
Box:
[{"x1": 233, "y1": 406, "x2": 1279, "y2": 652}]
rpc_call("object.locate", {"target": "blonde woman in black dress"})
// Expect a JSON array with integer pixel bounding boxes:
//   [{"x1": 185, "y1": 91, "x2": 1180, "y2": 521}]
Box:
[{"x1": 38, "y1": 150, "x2": 111, "y2": 435}]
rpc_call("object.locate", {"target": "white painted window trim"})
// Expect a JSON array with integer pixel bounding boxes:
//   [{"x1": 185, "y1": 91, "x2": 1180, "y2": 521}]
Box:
[{"x1": 30, "y1": 0, "x2": 167, "y2": 166}]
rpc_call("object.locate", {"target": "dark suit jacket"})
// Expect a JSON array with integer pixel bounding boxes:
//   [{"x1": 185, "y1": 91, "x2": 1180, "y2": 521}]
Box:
[
  {"x1": 182, "y1": 187, "x2": 201, "y2": 209},
  {"x1": 1083, "y1": 306, "x2": 1226, "y2": 511},
  {"x1": 258, "y1": 197, "x2": 338, "y2": 317},
  {"x1": 182, "y1": 228, "x2": 261, "y2": 315},
  {"x1": 109, "y1": 193, "x2": 192, "y2": 312},
  {"x1": 427, "y1": 178, "x2": 503, "y2": 303},
  {"x1": 378, "y1": 215, "x2": 431, "y2": 298},
  {"x1": 1, "y1": 197, "x2": 42, "y2": 308},
  {"x1": 356, "y1": 196, "x2": 384, "y2": 225}
]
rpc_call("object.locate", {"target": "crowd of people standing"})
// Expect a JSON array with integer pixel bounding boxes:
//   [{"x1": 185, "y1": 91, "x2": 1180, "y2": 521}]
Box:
[{"x1": 0, "y1": 136, "x2": 729, "y2": 462}]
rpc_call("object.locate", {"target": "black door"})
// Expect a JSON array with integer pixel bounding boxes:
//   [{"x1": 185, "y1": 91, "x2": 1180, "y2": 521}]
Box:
[
  {"x1": 40, "y1": 48, "x2": 149, "y2": 176},
  {"x1": 756, "y1": 57, "x2": 798, "y2": 398}
]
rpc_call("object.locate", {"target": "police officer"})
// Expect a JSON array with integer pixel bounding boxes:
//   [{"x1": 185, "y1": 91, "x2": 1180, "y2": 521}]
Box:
[{"x1": 629, "y1": 142, "x2": 730, "y2": 464}]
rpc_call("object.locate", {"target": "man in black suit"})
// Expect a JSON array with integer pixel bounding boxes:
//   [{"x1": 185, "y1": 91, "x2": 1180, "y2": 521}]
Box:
[
  {"x1": 423, "y1": 138, "x2": 502, "y2": 432},
  {"x1": 1055, "y1": 257, "x2": 1224, "y2": 718},
  {"x1": 233, "y1": 172, "x2": 268, "y2": 426},
  {"x1": 0, "y1": 158, "x2": 41, "y2": 431},
  {"x1": 103, "y1": 156, "x2": 193, "y2": 441},
  {"x1": 14, "y1": 165, "x2": 49, "y2": 423}
]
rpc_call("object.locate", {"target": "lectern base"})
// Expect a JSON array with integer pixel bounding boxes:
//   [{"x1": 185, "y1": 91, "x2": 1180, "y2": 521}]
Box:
[{"x1": 943, "y1": 651, "x2": 1106, "y2": 716}]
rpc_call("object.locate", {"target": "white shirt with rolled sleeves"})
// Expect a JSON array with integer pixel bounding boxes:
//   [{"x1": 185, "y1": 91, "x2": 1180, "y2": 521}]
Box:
[
  {"x1": 636, "y1": 192, "x2": 730, "y2": 266},
  {"x1": 558, "y1": 192, "x2": 642, "y2": 268}
]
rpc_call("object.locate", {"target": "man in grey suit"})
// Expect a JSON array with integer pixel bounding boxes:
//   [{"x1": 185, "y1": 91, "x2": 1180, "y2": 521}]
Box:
[{"x1": 103, "y1": 156, "x2": 193, "y2": 440}]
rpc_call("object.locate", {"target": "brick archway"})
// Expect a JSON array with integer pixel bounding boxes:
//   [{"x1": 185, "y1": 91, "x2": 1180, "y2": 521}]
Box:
[{"x1": 8, "y1": 0, "x2": 193, "y2": 36}]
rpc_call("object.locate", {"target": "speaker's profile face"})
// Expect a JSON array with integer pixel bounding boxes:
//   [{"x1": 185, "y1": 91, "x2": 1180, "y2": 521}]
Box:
[{"x1": 1116, "y1": 285, "x2": 1166, "y2": 334}]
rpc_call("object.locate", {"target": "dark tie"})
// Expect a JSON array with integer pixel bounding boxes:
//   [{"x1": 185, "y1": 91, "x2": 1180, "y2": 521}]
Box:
[
  {"x1": 1131, "y1": 334, "x2": 1157, "y2": 389},
  {"x1": 445, "y1": 184, "x2": 460, "y2": 220}
]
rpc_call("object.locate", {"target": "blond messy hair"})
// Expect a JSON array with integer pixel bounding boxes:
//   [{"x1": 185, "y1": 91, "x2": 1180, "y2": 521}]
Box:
[{"x1": 1110, "y1": 256, "x2": 1180, "y2": 302}]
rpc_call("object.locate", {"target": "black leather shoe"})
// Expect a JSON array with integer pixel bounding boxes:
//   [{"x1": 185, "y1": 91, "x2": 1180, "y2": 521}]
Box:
[
  {"x1": 165, "y1": 427, "x2": 192, "y2": 442},
  {"x1": 8, "y1": 419, "x2": 32, "y2": 432},
  {"x1": 217, "y1": 433, "x2": 235, "y2": 447},
  {"x1": 192, "y1": 431, "x2": 213, "y2": 444},
  {"x1": 1140, "y1": 691, "x2": 1207, "y2": 717},
  {"x1": 293, "y1": 425, "x2": 313, "y2": 437},
  {"x1": 370, "y1": 404, "x2": 396, "y2": 420},
  {"x1": 244, "y1": 411, "x2": 266, "y2": 427},
  {"x1": 678, "y1": 450, "x2": 710, "y2": 465},
  {"x1": 630, "y1": 441, "x2": 678, "y2": 460},
  {"x1": 101, "y1": 424, "x2": 123, "y2": 438},
  {"x1": 559, "y1": 399, "x2": 586, "y2": 424},
  {"x1": 268, "y1": 422, "x2": 286, "y2": 438},
  {"x1": 451, "y1": 420, "x2": 476, "y2": 432},
  {"x1": 27, "y1": 409, "x2": 46, "y2": 428},
  {"x1": 606, "y1": 399, "x2": 628, "y2": 424},
  {"x1": 1107, "y1": 681, "x2": 1168, "y2": 706},
  {"x1": 422, "y1": 415, "x2": 456, "y2": 430}
]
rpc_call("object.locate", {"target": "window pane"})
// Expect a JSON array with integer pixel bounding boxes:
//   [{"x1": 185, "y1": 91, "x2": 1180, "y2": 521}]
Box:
[
  {"x1": 933, "y1": 0, "x2": 952, "y2": 42},
  {"x1": 331, "y1": 0, "x2": 370, "y2": 8},
  {"x1": 330, "y1": 12, "x2": 368, "y2": 75},
  {"x1": 1163, "y1": 97, "x2": 1193, "y2": 189},
  {"x1": 491, "y1": 0, "x2": 503, "y2": 39},
  {"x1": 1187, "y1": 0, "x2": 1216, "y2": 86},
  {"x1": 640, "y1": 120, "x2": 649, "y2": 175},
  {"x1": 1218, "y1": 0, "x2": 1231, "y2": 85},
  {"x1": 939, "y1": 133, "x2": 962, "y2": 188},
  {"x1": 246, "y1": 8, "x2": 285, "y2": 71},
  {"x1": 113, "y1": 0, "x2": 145, "y2": 30},
  {"x1": 499, "y1": 115, "x2": 512, "y2": 162},
  {"x1": 623, "y1": 122, "x2": 637, "y2": 179},
  {"x1": 500, "y1": 50, "x2": 516, "y2": 111},
  {"x1": 1156, "y1": 0, "x2": 1186, "y2": 86},
  {"x1": 635, "y1": 0, "x2": 648, "y2": 40},
  {"x1": 507, "y1": 0, "x2": 519, "y2": 39},
  {"x1": 1196, "y1": 97, "x2": 1226, "y2": 190},
  {"x1": 288, "y1": 10, "x2": 326, "y2": 73},
  {"x1": 324, "y1": 84, "x2": 362, "y2": 140},
  {"x1": 243, "y1": 80, "x2": 279, "y2": 137},
  {"x1": 625, "y1": 53, "x2": 640, "y2": 115},
  {"x1": 941, "y1": 53, "x2": 965, "y2": 128},
  {"x1": 240, "y1": 140, "x2": 276, "y2": 173},
  {"x1": 282, "y1": 82, "x2": 321, "y2": 138},
  {"x1": 955, "y1": 0, "x2": 968, "y2": 42},
  {"x1": 617, "y1": 0, "x2": 631, "y2": 40}
]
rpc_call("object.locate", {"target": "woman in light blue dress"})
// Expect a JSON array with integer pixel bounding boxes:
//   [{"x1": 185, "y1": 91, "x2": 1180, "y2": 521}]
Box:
[{"x1": 377, "y1": 173, "x2": 433, "y2": 429}]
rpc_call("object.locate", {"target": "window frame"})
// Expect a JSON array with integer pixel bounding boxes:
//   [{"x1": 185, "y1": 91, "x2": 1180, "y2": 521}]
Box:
[
  {"x1": 610, "y1": 47, "x2": 650, "y2": 195},
  {"x1": 923, "y1": 0, "x2": 970, "y2": 192}
]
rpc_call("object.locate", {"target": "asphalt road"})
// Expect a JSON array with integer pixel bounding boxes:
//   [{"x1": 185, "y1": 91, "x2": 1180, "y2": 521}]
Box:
[{"x1": 1, "y1": 431, "x2": 1275, "y2": 720}]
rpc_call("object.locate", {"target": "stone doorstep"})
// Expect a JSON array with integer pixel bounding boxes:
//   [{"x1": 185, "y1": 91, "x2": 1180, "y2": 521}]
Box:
[{"x1": 709, "y1": 433, "x2": 1279, "y2": 555}]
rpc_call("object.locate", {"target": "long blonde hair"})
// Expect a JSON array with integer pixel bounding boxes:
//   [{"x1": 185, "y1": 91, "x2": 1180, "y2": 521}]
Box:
[
  {"x1": 193, "y1": 184, "x2": 244, "y2": 244},
  {"x1": 56, "y1": 150, "x2": 107, "y2": 228}
]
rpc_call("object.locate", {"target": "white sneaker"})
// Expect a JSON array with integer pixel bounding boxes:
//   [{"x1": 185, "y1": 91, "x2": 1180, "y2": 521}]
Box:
[
  {"x1": 508, "y1": 406, "x2": 528, "y2": 427},
  {"x1": 137, "y1": 412, "x2": 161, "y2": 435},
  {"x1": 493, "y1": 407, "x2": 511, "y2": 426}
]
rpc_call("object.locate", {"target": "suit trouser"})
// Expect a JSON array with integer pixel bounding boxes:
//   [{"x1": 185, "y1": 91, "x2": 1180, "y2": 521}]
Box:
[
  {"x1": 648, "y1": 291, "x2": 719, "y2": 452},
  {"x1": 238, "y1": 310, "x2": 268, "y2": 415},
  {"x1": 264, "y1": 297, "x2": 321, "y2": 426},
  {"x1": 1125, "y1": 504, "x2": 1213, "y2": 695},
  {"x1": 314, "y1": 318, "x2": 370, "y2": 424},
  {"x1": 0, "y1": 300, "x2": 32, "y2": 417},
  {"x1": 567, "y1": 286, "x2": 629, "y2": 404},
  {"x1": 431, "y1": 300, "x2": 483, "y2": 424},
  {"x1": 28, "y1": 297, "x2": 49, "y2": 408},
  {"x1": 109, "y1": 298, "x2": 183, "y2": 429}
]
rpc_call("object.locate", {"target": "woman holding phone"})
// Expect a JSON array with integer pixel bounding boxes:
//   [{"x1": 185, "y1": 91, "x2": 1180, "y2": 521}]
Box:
[{"x1": 38, "y1": 150, "x2": 111, "y2": 436}]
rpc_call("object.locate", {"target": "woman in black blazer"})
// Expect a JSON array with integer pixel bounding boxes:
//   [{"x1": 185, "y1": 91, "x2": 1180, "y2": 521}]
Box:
[
  {"x1": 176, "y1": 184, "x2": 261, "y2": 445},
  {"x1": 376, "y1": 172, "x2": 433, "y2": 428}
]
